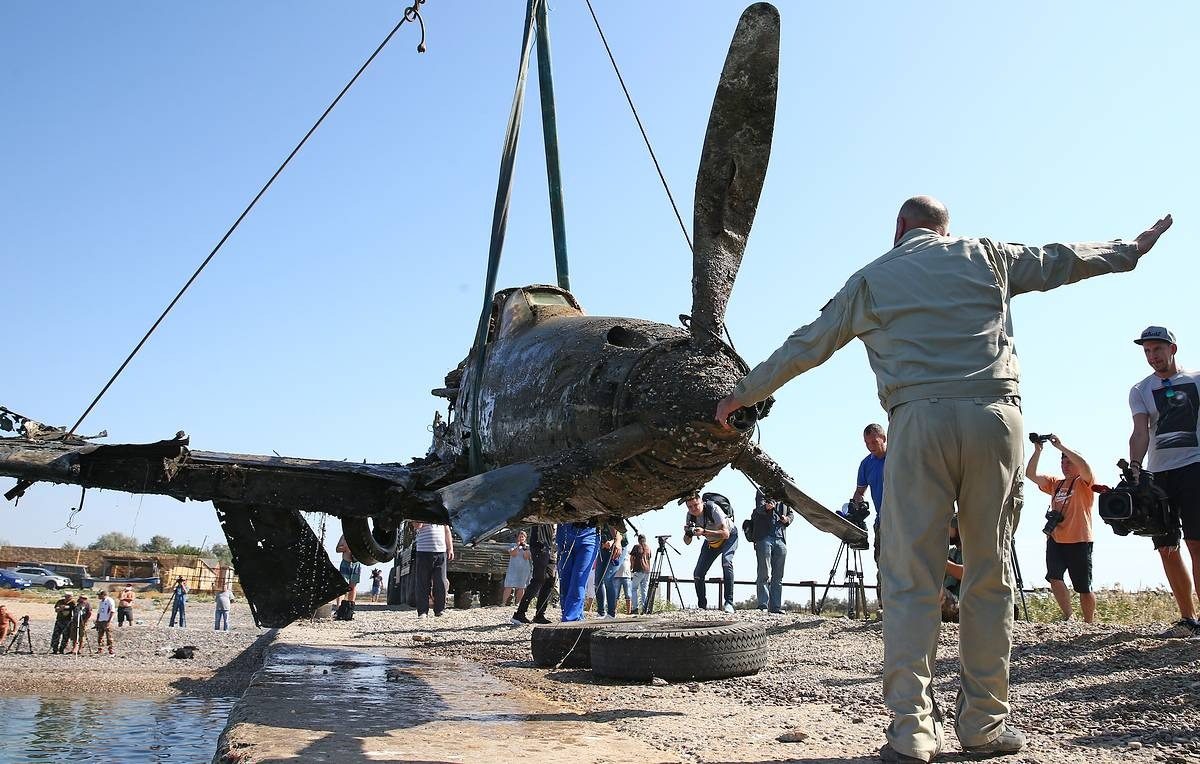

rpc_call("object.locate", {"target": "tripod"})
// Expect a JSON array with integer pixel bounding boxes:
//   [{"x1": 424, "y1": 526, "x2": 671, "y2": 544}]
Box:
[
  {"x1": 643, "y1": 534, "x2": 687, "y2": 614},
  {"x1": 3, "y1": 616, "x2": 34, "y2": 655},
  {"x1": 816, "y1": 540, "x2": 870, "y2": 619},
  {"x1": 1009, "y1": 540, "x2": 1029, "y2": 621}
]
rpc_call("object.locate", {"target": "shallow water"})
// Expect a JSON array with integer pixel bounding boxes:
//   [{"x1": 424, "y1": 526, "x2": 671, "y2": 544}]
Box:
[{"x1": 0, "y1": 695, "x2": 235, "y2": 763}]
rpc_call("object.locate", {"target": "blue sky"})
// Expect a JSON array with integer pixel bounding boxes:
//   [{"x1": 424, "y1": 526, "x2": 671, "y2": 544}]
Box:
[{"x1": 2, "y1": 2, "x2": 1196, "y2": 602}]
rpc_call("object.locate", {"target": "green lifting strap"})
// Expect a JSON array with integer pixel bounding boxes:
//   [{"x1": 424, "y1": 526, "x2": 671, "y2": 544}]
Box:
[
  {"x1": 535, "y1": 0, "x2": 570, "y2": 291},
  {"x1": 467, "y1": 0, "x2": 541, "y2": 476}
]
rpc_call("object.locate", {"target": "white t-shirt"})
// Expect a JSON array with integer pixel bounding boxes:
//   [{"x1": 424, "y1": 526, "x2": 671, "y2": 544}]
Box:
[
  {"x1": 96, "y1": 597, "x2": 114, "y2": 623},
  {"x1": 216, "y1": 591, "x2": 232, "y2": 611},
  {"x1": 416, "y1": 524, "x2": 449, "y2": 553},
  {"x1": 1129, "y1": 368, "x2": 1200, "y2": 472}
]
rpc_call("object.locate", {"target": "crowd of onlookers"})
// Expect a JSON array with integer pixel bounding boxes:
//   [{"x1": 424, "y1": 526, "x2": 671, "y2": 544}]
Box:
[{"x1": 0, "y1": 577, "x2": 240, "y2": 657}]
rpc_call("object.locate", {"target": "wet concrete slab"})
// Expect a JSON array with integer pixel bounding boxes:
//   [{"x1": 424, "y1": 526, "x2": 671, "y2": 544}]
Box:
[{"x1": 215, "y1": 640, "x2": 678, "y2": 763}]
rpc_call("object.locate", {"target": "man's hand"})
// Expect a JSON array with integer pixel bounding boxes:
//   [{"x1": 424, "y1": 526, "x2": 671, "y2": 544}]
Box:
[
  {"x1": 714, "y1": 395, "x2": 742, "y2": 429},
  {"x1": 448, "y1": 549, "x2": 455, "y2": 562},
  {"x1": 1032, "y1": 439, "x2": 1043, "y2": 453},
  {"x1": 1135, "y1": 214, "x2": 1173, "y2": 255},
  {"x1": 1047, "y1": 434, "x2": 1061, "y2": 449}
]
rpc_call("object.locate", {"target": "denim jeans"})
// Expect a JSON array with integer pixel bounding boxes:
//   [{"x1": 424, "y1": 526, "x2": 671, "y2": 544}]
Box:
[
  {"x1": 594, "y1": 550, "x2": 620, "y2": 614},
  {"x1": 693, "y1": 530, "x2": 738, "y2": 608},
  {"x1": 214, "y1": 609, "x2": 228, "y2": 631},
  {"x1": 604, "y1": 577, "x2": 632, "y2": 616},
  {"x1": 169, "y1": 602, "x2": 186, "y2": 628},
  {"x1": 630, "y1": 570, "x2": 651, "y2": 613},
  {"x1": 755, "y1": 537, "x2": 787, "y2": 611},
  {"x1": 556, "y1": 524, "x2": 599, "y2": 622}
]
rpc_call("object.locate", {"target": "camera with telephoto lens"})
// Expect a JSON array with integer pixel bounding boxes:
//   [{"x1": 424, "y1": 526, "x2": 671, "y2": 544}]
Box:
[
  {"x1": 1028, "y1": 432, "x2": 1056, "y2": 444},
  {"x1": 1097, "y1": 459, "x2": 1175, "y2": 537}
]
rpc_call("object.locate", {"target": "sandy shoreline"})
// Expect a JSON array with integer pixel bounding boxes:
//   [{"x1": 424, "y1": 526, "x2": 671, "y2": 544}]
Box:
[
  {"x1": 278, "y1": 603, "x2": 1199, "y2": 763},
  {"x1": 0, "y1": 598, "x2": 272, "y2": 697}
]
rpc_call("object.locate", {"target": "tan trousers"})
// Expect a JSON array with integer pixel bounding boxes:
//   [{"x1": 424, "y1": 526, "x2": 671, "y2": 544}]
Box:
[{"x1": 881, "y1": 396, "x2": 1023, "y2": 761}]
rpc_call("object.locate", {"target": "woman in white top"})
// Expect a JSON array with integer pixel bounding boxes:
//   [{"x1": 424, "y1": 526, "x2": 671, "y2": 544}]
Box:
[{"x1": 503, "y1": 530, "x2": 533, "y2": 606}]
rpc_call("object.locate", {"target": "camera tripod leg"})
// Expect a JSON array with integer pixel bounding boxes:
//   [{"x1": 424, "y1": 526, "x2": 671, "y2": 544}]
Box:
[
  {"x1": 1009, "y1": 540, "x2": 1028, "y2": 621},
  {"x1": 816, "y1": 542, "x2": 847, "y2": 615}
]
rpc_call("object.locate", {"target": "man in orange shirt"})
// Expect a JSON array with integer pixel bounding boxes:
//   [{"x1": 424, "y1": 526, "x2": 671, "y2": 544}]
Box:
[{"x1": 1025, "y1": 435, "x2": 1096, "y2": 623}]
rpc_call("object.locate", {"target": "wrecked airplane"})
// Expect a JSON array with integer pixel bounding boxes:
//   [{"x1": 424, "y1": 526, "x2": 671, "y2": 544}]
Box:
[{"x1": 0, "y1": 3, "x2": 866, "y2": 627}]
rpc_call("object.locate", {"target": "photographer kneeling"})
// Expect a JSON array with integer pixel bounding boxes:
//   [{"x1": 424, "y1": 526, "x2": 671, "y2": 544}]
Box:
[
  {"x1": 684, "y1": 492, "x2": 739, "y2": 613},
  {"x1": 1025, "y1": 434, "x2": 1096, "y2": 623}
]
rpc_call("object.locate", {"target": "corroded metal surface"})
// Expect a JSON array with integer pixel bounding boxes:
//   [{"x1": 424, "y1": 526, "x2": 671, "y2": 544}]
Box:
[{"x1": 691, "y1": 2, "x2": 779, "y2": 342}]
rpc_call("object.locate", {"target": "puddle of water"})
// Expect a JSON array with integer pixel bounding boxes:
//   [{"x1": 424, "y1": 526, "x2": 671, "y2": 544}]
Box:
[{"x1": 0, "y1": 695, "x2": 236, "y2": 762}]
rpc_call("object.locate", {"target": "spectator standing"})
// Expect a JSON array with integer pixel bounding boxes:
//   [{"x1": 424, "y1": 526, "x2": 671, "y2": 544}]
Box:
[
  {"x1": 853, "y1": 424, "x2": 888, "y2": 567},
  {"x1": 629, "y1": 534, "x2": 653, "y2": 614},
  {"x1": 1128, "y1": 326, "x2": 1200, "y2": 638},
  {"x1": 51, "y1": 593, "x2": 75, "y2": 654},
  {"x1": 556, "y1": 521, "x2": 599, "y2": 622},
  {"x1": 512, "y1": 524, "x2": 558, "y2": 625},
  {"x1": 502, "y1": 530, "x2": 532, "y2": 607},
  {"x1": 370, "y1": 569, "x2": 384, "y2": 602},
  {"x1": 594, "y1": 524, "x2": 624, "y2": 617},
  {"x1": 609, "y1": 540, "x2": 633, "y2": 616},
  {"x1": 214, "y1": 587, "x2": 233, "y2": 631},
  {"x1": 94, "y1": 590, "x2": 115, "y2": 654},
  {"x1": 413, "y1": 522, "x2": 454, "y2": 618},
  {"x1": 751, "y1": 490, "x2": 794, "y2": 613},
  {"x1": 715, "y1": 197, "x2": 1171, "y2": 761},
  {"x1": 334, "y1": 535, "x2": 361, "y2": 605},
  {"x1": 684, "y1": 492, "x2": 738, "y2": 613},
  {"x1": 0, "y1": 604, "x2": 16, "y2": 645},
  {"x1": 117, "y1": 585, "x2": 134, "y2": 627},
  {"x1": 1025, "y1": 435, "x2": 1096, "y2": 623},
  {"x1": 69, "y1": 595, "x2": 91, "y2": 654},
  {"x1": 942, "y1": 517, "x2": 964, "y2": 623},
  {"x1": 169, "y1": 577, "x2": 188, "y2": 628}
]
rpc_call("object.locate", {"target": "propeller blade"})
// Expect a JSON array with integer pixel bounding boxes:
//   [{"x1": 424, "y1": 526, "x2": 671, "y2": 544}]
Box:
[
  {"x1": 438, "y1": 423, "x2": 652, "y2": 544},
  {"x1": 733, "y1": 443, "x2": 869, "y2": 546},
  {"x1": 691, "y1": 2, "x2": 780, "y2": 341}
]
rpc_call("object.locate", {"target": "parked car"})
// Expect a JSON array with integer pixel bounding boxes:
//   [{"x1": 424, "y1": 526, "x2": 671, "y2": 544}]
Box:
[
  {"x1": 4, "y1": 565, "x2": 72, "y2": 590},
  {"x1": 20, "y1": 561, "x2": 94, "y2": 589},
  {"x1": 0, "y1": 569, "x2": 32, "y2": 590}
]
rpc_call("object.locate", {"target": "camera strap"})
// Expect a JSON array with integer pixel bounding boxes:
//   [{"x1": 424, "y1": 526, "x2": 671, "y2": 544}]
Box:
[{"x1": 1051, "y1": 476, "x2": 1079, "y2": 511}]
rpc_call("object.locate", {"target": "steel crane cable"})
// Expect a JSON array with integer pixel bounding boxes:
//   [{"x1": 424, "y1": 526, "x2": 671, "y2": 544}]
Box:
[
  {"x1": 60, "y1": 2, "x2": 430, "y2": 442},
  {"x1": 584, "y1": 1, "x2": 741, "y2": 356}
]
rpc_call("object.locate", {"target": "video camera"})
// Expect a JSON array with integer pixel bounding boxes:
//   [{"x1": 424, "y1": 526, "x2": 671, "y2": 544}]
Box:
[
  {"x1": 1028, "y1": 432, "x2": 1056, "y2": 444},
  {"x1": 1097, "y1": 459, "x2": 1176, "y2": 538},
  {"x1": 838, "y1": 499, "x2": 871, "y2": 538}
]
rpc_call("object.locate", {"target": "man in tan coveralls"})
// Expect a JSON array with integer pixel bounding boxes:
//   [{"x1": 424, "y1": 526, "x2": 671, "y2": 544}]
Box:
[{"x1": 716, "y1": 197, "x2": 1172, "y2": 762}]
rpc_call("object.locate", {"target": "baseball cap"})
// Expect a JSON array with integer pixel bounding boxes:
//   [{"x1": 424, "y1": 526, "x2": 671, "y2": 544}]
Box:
[{"x1": 1134, "y1": 326, "x2": 1177, "y2": 345}]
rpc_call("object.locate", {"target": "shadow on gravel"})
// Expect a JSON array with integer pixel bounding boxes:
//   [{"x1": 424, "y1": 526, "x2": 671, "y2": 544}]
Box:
[
  {"x1": 170, "y1": 628, "x2": 278, "y2": 697},
  {"x1": 357, "y1": 622, "x2": 519, "y2": 637},
  {"x1": 765, "y1": 619, "x2": 825, "y2": 636}
]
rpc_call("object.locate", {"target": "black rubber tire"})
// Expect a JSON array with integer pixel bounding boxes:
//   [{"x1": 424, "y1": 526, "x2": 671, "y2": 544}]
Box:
[
  {"x1": 44, "y1": 581, "x2": 58, "y2": 590},
  {"x1": 453, "y1": 589, "x2": 473, "y2": 609},
  {"x1": 479, "y1": 580, "x2": 505, "y2": 607},
  {"x1": 340, "y1": 516, "x2": 401, "y2": 565},
  {"x1": 530, "y1": 620, "x2": 631, "y2": 669},
  {"x1": 590, "y1": 620, "x2": 768, "y2": 681}
]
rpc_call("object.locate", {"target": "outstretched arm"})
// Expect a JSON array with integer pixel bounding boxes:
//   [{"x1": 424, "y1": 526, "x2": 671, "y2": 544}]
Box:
[
  {"x1": 1050, "y1": 435, "x2": 1093, "y2": 483},
  {"x1": 1025, "y1": 440, "x2": 1043, "y2": 482}
]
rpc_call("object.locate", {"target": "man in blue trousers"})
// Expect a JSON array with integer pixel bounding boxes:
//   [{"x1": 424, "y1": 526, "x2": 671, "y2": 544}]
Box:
[{"x1": 556, "y1": 521, "x2": 599, "y2": 622}]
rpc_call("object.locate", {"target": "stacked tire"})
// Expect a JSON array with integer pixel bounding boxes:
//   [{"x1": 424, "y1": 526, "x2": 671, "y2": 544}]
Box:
[
  {"x1": 530, "y1": 620, "x2": 631, "y2": 669},
  {"x1": 590, "y1": 620, "x2": 767, "y2": 681}
]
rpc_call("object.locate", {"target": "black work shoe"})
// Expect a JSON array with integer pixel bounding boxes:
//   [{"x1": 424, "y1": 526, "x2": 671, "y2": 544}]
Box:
[
  {"x1": 510, "y1": 612, "x2": 531, "y2": 625},
  {"x1": 962, "y1": 726, "x2": 1027, "y2": 755},
  {"x1": 532, "y1": 614, "x2": 551, "y2": 624},
  {"x1": 1158, "y1": 618, "x2": 1200, "y2": 639},
  {"x1": 879, "y1": 743, "x2": 926, "y2": 762}
]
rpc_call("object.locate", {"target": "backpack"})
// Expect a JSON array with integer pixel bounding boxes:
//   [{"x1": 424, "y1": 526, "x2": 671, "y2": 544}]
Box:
[
  {"x1": 701, "y1": 492, "x2": 734, "y2": 525},
  {"x1": 742, "y1": 517, "x2": 755, "y2": 539},
  {"x1": 335, "y1": 600, "x2": 356, "y2": 621}
]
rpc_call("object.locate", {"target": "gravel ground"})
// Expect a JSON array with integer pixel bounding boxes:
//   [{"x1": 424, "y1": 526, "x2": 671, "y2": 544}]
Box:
[
  {"x1": 0, "y1": 598, "x2": 272, "y2": 697},
  {"x1": 289, "y1": 603, "x2": 1200, "y2": 763}
]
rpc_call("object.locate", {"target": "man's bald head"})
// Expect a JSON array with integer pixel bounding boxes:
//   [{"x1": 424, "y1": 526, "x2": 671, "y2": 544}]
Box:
[{"x1": 894, "y1": 195, "x2": 950, "y2": 244}]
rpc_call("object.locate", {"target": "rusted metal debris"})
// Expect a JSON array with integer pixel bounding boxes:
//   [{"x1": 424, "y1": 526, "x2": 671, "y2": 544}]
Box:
[{"x1": 0, "y1": 4, "x2": 866, "y2": 628}]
